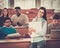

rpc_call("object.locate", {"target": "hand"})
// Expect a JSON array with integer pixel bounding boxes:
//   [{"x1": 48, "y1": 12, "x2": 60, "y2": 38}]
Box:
[
  {"x1": 29, "y1": 28, "x2": 36, "y2": 32},
  {"x1": 28, "y1": 28, "x2": 36, "y2": 35}
]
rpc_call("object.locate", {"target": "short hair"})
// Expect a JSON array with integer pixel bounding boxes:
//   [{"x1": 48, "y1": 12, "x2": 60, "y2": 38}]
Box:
[
  {"x1": 15, "y1": 7, "x2": 21, "y2": 10},
  {"x1": 3, "y1": 8, "x2": 8, "y2": 11},
  {"x1": 53, "y1": 14, "x2": 60, "y2": 19},
  {"x1": 3, "y1": 18, "x2": 11, "y2": 23}
]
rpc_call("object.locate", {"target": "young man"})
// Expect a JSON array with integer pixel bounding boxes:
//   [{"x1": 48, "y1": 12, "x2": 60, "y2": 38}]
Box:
[
  {"x1": 11, "y1": 7, "x2": 29, "y2": 28},
  {"x1": 47, "y1": 14, "x2": 60, "y2": 34},
  {"x1": 0, "y1": 18, "x2": 16, "y2": 39}
]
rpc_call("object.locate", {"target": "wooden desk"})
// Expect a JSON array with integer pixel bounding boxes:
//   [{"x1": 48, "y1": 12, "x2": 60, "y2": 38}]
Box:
[
  {"x1": 46, "y1": 39, "x2": 60, "y2": 48},
  {"x1": 14, "y1": 27, "x2": 30, "y2": 38},
  {"x1": 0, "y1": 31, "x2": 59, "y2": 48},
  {"x1": 46, "y1": 34, "x2": 60, "y2": 48},
  {"x1": 0, "y1": 38, "x2": 31, "y2": 48}
]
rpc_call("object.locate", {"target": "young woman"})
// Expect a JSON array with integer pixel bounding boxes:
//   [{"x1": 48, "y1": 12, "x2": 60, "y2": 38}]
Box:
[
  {"x1": 0, "y1": 8, "x2": 10, "y2": 27},
  {"x1": 29, "y1": 7, "x2": 47, "y2": 48}
]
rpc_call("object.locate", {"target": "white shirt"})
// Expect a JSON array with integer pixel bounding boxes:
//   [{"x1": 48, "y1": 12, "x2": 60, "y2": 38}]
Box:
[{"x1": 30, "y1": 17, "x2": 47, "y2": 43}]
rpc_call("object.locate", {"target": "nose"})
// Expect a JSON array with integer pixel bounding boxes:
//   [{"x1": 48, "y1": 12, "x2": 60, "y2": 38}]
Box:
[{"x1": 55, "y1": 21, "x2": 58, "y2": 24}]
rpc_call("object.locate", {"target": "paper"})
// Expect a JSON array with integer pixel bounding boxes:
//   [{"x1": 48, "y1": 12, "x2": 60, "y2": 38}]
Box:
[
  {"x1": 6, "y1": 33, "x2": 21, "y2": 39},
  {"x1": 29, "y1": 22, "x2": 42, "y2": 31}
]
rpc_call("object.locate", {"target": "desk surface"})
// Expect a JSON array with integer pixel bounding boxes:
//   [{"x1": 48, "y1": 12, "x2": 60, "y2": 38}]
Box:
[
  {"x1": 14, "y1": 26, "x2": 28, "y2": 29},
  {"x1": 0, "y1": 38, "x2": 60, "y2": 43},
  {"x1": 0, "y1": 38, "x2": 31, "y2": 43}
]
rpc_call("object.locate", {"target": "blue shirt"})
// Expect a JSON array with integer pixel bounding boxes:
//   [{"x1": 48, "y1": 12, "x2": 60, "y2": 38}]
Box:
[{"x1": 0, "y1": 27, "x2": 16, "y2": 39}]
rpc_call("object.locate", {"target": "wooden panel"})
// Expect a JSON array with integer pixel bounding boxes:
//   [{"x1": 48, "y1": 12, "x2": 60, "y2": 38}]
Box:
[
  {"x1": 15, "y1": 27, "x2": 30, "y2": 38},
  {"x1": 46, "y1": 40, "x2": 60, "y2": 48},
  {"x1": 0, "y1": 38, "x2": 31, "y2": 48},
  {"x1": 0, "y1": 42, "x2": 30, "y2": 48}
]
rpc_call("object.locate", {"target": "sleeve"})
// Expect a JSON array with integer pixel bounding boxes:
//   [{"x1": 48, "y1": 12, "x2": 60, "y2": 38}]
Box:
[
  {"x1": 47, "y1": 24, "x2": 52, "y2": 34},
  {"x1": 11, "y1": 15, "x2": 15, "y2": 22},
  {"x1": 32, "y1": 18, "x2": 36, "y2": 22},
  {"x1": 0, "y1": 29, "x2": 7, "y2": 39},
  {"x1": 35, "y1": 21, "x2": 47, "y2": 36},
  {"x1": 24, "y1": 14, "x2": 29, "y2": 23},
  {"x1": 42, "y1": 21, "x2": 47, "y2": 36},
  {"x1": 11, "y1": 15, "x2": 17, "y2": 26},
  {"x1": 12, "y1": 28, "x2": 16, "y2": 33}
]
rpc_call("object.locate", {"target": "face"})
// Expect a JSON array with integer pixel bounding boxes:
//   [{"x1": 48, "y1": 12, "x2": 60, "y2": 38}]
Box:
[
  {"x1": 4, "y1": 20, "x2": 11, "y2": 27},
  {"x1": 15, "y1": 9, "x2": 21, "y2": 16},
  {"x1": 3, "y1": 9, "x2": 8, "y2": 16},
  {"x1": 38, "y1": 9, "x2": 44, "y2": 18},
  {"x1": 53, "y1": 19, "x2": 59, "y2": 25}
]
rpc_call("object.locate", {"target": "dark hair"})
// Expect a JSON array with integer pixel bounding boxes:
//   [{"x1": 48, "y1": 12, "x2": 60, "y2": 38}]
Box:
[
  {"x1": 3, "y1": 18, "x2": 11, "y2": 23},
  {"x1": 53, "y1": 14, "x2": 60, "y2": 19},
  {"x1": 0, "y1": 9, "x2": 2, "y2": 15},
  {"x1": 39, "y1": 7, "x2": 47, "y2": 20},
  {"x1": 2, "y1": 8, "x2": 9, "y2": 18},
  {"x1": 15, "y1": 7, "x2": 21, "y2": 10}
]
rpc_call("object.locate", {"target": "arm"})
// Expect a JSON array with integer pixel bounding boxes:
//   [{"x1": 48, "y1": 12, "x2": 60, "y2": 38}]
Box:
[
  {"x1": 0, "y1": 28, "x2": 7, "y2": 39},
  {"x1": 24, "y1": 14, "x2": 29, "y2": 23},
  {"x1": 47, "y1": 23, "x2": 52, "y2": 34},
  {"x1": 35, "y1": 21, "x2": 47, "y2": 36}
]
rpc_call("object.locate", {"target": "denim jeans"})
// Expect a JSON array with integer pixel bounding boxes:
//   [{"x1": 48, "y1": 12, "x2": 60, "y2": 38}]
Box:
[{"x1": 30, "y1": 40, "x2": 46, "y2": 48}]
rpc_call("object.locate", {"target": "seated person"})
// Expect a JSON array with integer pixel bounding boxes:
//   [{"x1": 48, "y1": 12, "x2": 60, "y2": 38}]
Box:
[
  {"x1": 47, "y1": 14, "x2": 60, "y2": 34},
  {"x1": 0, "y1": 18, "x2": 16, "y2": 39},
  {"x1": 11, "y1": 7, "x2": 29, "y2": 28}
]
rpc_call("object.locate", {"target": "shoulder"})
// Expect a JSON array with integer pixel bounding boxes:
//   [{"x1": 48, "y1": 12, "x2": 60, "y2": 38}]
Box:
[
  {"x1": 32, "y1": 17, "x2": 37, "y2": 22},
  {"x1": 1, "y1": 27, "x2": 6, "y2": 29},
  {"x1": 11, "y1": 28, "x2": 16, "y2": 32},
  {"x1": 9, "y1": 27, "x2": 15, "y2": 30},
  {"x1": 21, "y1": 14, "x2": 28, "y2": 19},
  {"x1": 42, "y1": 18, "x2": 47, "y2": 24},
  {"x1": 21, "y1": 14, "x2": 27, "y2": 16},
  {"x1": 11, "y1": 14, "x2": 16, "y2": 18},
  {"x1": 48, "y1": 23, "x2": 53, "y2": 28},
  {"x1": 0, "y1": 27, "x2": 6, "y2": 31}
]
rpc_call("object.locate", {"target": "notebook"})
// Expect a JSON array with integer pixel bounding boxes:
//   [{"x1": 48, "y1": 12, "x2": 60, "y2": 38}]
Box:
[
  {"x1": 29, "y1": 22, "x2": 42, "y2": 31},
  {"x1": 28, "y1": 22, "x2": 42, "y2": 37}
]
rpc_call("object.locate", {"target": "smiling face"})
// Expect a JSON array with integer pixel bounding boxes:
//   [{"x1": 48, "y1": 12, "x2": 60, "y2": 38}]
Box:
[
  {"x1": 3, "y1": 9, "x2": 8, "y2": 17},
  {"x1": 53, "y1": 19, "x2": 59, "y2": 26},
  {"x1": 15, "y1": 9, "x2": 21, "y2": 16},
  {"x1": 4, "y1": 19, "x2": 11, "y2": 27},
  {"x1": 37, "y1": 9, "x2": 44, "y2": 18}
]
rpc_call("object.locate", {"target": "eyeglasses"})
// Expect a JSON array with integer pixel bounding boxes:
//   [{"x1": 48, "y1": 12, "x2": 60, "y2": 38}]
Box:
[{"x1": 5, "y1": 21, "x2": 11, "y2": 23}]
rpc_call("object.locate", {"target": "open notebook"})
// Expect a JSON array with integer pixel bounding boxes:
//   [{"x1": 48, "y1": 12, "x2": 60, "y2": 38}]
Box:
[
  {"x1": 28, "y1": 22, "x2": 42, "y2": 37},
  {"x1": 29, "y1": 22, "x2": 42, "y2": 31}
]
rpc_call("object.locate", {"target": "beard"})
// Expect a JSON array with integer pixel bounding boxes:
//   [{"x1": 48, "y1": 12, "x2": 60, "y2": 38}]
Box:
[{"x1": 17, "y1": 13, "x2": 21, "y2": 17}]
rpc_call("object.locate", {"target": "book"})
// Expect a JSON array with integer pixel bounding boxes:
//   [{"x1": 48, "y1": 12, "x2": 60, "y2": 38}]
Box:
[
  {"x1": 28, "y1": 22, "x2": 42, "y2": 37},
  {"x1": 29, "y1": 22, "x2": 42, "y2": 32}
]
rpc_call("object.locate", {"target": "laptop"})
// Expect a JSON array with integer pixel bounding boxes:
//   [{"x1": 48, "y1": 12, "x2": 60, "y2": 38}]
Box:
[{"x1": 50, "y1": 29, "x2": 60, "y2": 39}]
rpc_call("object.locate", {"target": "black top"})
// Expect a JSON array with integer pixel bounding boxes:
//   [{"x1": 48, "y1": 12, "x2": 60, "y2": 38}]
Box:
[{"x1": 0, "y1": 16, "x2": 9, "y2": 27}]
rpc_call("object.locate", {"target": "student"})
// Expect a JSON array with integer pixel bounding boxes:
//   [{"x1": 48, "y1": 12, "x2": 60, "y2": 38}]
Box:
[
  {"x1": 0, "y1": 18, "x2": 16, "y2": 39},
  {"x1": 0, "y1": 8, "x2": 10, "y2": 27},
  {"x1": 11, "y1": 7, "x2": 29, "y2": 28},
  {"x1": 29, "y1": 7, "x2": 47, "y2": 48},
  {"x1": 0, "y1": 9, "x2": 3, "y2": 27},
  {"x1": 47, "y1": 14, "x2": 60, "y2": 34}
]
